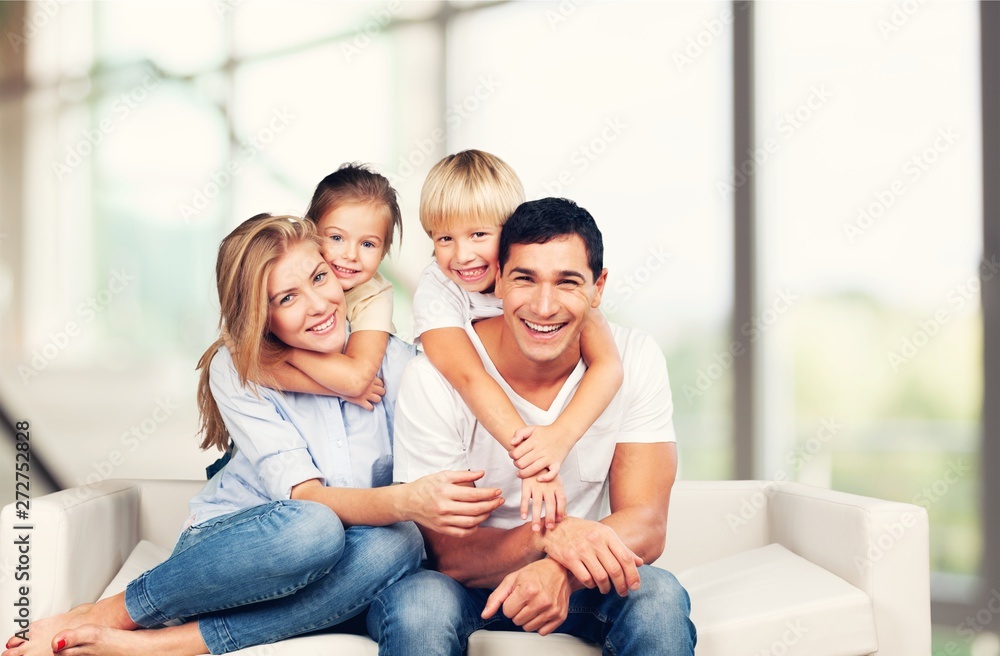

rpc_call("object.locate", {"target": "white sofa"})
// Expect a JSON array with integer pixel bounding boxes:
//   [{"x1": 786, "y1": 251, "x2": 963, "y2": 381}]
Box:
[{"x1": 1, "y1": 479, "x2": 930, "y2": 655}]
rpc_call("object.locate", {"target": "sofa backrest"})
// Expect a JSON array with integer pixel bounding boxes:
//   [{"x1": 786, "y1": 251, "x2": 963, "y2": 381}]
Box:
[{"x1": 656, "y1": 480, "x2": 773, "y2": 572}]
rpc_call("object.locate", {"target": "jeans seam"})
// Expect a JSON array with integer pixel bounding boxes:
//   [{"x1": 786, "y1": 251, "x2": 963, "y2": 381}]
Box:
[
  {"x1": 173, "y1": 501, "x2": 290, "y2": 560},
  {"x1": 371, "y1": 594, "x2": 389, "y2": 649},
  {"x1": 200, "y1": 614, "x2": 238, "y2": 655},
  {"x1": 126, "y1": 572, "x2": 172, "y2": 627}
]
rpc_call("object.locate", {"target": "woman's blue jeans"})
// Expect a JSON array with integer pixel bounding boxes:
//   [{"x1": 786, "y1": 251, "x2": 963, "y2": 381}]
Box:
[
  {"x1": 123, "y1": 499, "x2": 423, "y2": 654},
  {"x1": 367, "y1": 566, "x2": 696, "y2": 656}
]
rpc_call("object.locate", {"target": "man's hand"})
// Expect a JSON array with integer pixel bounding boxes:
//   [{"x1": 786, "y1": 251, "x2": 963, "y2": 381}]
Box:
[
  {"x1": 520, "y1": 474, "x2": 567, "y2": 532},
  {"x1": 509, "y1": 425, "x2": 573, "y2": 481},
  {"x1": 401, "y1": 470, "x2": 504, "y2": 537},
  {"x1": 540, "y1": 517, "x2": 643, "y2": 596},
  {"x1": 481, "y1": 558, "x2": 572, "y2": 635},
  {"x1": 341, "y1": 376, "x2": 385, "y2": 410}
]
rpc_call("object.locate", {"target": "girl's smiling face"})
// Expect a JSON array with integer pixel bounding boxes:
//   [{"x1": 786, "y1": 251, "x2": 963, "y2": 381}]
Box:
[
  {"x1": 315, "y1": 202, "x2": 389, "y2": 292},
  {"x1": 266, "y1": 241, "x2": 347, "y2": 353}
]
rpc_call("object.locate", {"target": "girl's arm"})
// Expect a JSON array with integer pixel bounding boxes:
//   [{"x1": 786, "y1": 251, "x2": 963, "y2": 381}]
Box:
[
  {"x1": 509, "y1": 310, "x2": 624, "y2": 479},
  {"x1": 271, "y1": 360, "x2": 386, "y2": 409},
  {"x1": 256, "y1": 331, "x2": 388, "y2": 409},
  {"x1": 284, "y1": 330, "x2": 388, "y2": 397}
]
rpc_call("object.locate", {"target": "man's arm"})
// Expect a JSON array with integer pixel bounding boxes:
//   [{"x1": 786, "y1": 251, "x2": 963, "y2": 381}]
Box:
[
  {"x1": 478, "y1": 440, "x2": 675, "y2": 632},
  {"x1": 509, "y1": 441, "x2": 674, "y2": 592},
  {"x1": 427, "y1": 441, "x2": 674, "y2": 593},
  {"x1": 600, "y1": 441, "x2": 675, "y2": 563},
  {"x1": 421, "y1": 511, "x2": 545, "y2": 588}
]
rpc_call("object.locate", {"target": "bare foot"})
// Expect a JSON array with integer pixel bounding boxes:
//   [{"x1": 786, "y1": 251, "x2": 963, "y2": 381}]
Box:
[
  {"x1": 48, "y1": 624, "x2": 205, "y2": 656},
  {"x1": 4, "y1": 604, "x2": 95, "y2": 656},
  {"x1": 3, "y1": 595, "x2": 137, "y2": 656}
]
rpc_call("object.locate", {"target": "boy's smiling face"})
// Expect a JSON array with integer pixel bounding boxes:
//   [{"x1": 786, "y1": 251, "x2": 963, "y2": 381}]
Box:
[{"x1": 431, "y1": 222, "x2": 501, "y2": 294}]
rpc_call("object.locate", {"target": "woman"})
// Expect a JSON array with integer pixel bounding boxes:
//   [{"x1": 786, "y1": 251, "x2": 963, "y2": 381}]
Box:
[{"x1": 4, "y1": 214, "x2": 503, "y2": 656}]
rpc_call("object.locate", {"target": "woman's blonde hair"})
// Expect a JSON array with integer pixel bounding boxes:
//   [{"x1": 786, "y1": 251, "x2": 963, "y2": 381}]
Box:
[
  {"x1": 419, "y1": 150, "x2": 525, "y2": 237},
  {"x1": 196, "y1": 213, "x2": 323, "y2": 451}
]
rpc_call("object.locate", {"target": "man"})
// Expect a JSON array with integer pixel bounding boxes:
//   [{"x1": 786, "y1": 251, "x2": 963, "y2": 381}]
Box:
[{"x1": 367, "y1": 198, "x2": 696, "y2": 655}]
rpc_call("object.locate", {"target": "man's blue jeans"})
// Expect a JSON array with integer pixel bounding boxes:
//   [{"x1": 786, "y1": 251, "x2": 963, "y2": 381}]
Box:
[
  {"x1": 123, "y1": 499, "x2": 423, "y2": 654},
  {"x1": 367, "y1": 566, "x2": 697, "y2": 655}
]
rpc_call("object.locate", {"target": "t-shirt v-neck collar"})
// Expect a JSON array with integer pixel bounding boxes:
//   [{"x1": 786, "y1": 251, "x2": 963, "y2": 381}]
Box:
[{"x1": 466, "y1": 322, "x2": 586, "y2": 420}]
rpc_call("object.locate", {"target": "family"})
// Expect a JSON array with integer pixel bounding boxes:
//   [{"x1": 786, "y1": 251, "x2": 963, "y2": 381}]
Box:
[{"x1": 4, "y1": 151, "x2": 697, "y2": 655}]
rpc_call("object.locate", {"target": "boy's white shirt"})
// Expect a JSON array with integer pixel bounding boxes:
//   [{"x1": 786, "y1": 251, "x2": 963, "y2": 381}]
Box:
[
  {"x1": 393, "y1": 320, "x2": 677, "y2": 529},
  {"x1": 411, "y1": 261, "x2": 502, "y2": 345}
]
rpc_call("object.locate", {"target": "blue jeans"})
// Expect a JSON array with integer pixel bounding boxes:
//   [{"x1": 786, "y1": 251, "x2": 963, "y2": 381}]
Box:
[
  {"x1": 124, "y1": 500, "x2": 423, "y2": 654},
  {"x1": 367, "y1": 566, "x2": 697, "y2": 655}
]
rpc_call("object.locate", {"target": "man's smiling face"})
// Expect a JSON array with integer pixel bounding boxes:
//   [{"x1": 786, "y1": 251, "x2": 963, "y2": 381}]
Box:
[{"x1": 495, "y1": 234, "x2": 606, "y2": 365}]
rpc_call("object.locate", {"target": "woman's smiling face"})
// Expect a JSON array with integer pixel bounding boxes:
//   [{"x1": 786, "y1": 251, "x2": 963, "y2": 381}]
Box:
[{"x1": 266, "y1": 241, "x2": 347, "y2": 353}]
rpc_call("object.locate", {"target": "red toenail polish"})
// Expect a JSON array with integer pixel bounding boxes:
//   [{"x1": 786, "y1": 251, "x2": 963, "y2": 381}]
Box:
[{"x1": 55, "y1": 639, "x2": 66, "y2": 652}]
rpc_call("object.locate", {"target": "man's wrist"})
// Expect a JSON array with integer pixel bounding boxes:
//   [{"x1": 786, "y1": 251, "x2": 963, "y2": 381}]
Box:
[
  {"x1": 531, "y1": 521, "x2": 549, "y2": 554},
  {"x1": 534, "y1": 515, "x2": 574, "y2": 555},
  {"x1": 536, "y1": 555, "x2": 583, "y2": 592}
]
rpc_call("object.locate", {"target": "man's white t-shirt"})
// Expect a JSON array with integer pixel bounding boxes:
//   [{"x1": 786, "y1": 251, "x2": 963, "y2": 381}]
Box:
[
  {"x1": 393, "y1": 320, "x2": 676, "y2": 529},
  {"x1": 411, "y1": 262, "x2": 503, "y2": 344}
]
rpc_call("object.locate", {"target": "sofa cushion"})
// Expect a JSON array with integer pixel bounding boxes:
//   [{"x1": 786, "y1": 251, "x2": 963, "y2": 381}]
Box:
[
  {"x1": 96, "y1": 540, "x2": 879, "y2": 656},
  {"x1": 98, "y1": 540, "x2": 172, "y2": 601},
  {"x1": 677, "y1": 543, "x2": 878, "y2": 655},
  {"x1": 468, "y1": 630, "x2": 600, "y2": 655}
]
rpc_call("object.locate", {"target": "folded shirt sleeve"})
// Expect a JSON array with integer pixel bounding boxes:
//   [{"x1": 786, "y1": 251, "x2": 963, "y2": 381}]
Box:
[
  {"x1": 411, "y1": 263, "x2": 471, "y2": 342},
  {"x1": 345, "y1": 272, "x2": 396, "y2": 333}
]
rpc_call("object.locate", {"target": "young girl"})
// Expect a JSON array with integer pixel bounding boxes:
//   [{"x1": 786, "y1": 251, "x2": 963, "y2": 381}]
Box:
[
  {"x1": 3, "y1": 215, "x2": 502, "y2": 656},
  {"x1": 262, "y1": 163, "x2": 402, "y2": 408}
]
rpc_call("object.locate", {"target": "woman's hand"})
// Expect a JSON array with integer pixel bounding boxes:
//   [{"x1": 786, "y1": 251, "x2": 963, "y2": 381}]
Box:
[{"x1": 399, "y1": 470, "x2": 504, "y2": 537}]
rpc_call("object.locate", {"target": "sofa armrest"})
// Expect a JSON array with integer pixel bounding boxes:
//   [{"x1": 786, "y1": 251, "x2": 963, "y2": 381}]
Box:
[
  {"x1": 1, "y1": 479, "x2": 146, "y2": 635},
  {"x1": 769, "y1": 481, "x2": 930, "y2": 656}
]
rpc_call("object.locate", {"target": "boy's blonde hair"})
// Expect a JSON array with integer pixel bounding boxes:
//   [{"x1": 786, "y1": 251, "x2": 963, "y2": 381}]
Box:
[{"x1": 419, "y1": 150, "x2": 525, "y2": 237}]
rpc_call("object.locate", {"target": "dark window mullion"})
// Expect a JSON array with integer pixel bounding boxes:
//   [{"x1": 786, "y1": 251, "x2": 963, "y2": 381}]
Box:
[{"x1": 733, "y1": 0, "x2": 755, "y2": 480}]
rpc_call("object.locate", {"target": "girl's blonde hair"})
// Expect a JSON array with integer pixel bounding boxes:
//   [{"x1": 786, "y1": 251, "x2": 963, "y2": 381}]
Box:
[
  {"x1": 304, "y1": 162, "x2": 402, "y2": 257},
  {"x1": 196, "y1": 213, "x2": 323, "y2": 451},
  {"x1": 419, "y1": 149, "x2": 525, "y2": 237}
]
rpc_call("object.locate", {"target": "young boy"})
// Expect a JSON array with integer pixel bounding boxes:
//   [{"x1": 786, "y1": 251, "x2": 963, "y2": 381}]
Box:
[{"x1": 412, "y1": 149, "x2": 624, "y2": 531}]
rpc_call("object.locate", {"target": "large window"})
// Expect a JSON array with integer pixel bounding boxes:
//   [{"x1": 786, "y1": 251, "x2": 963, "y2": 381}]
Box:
[
  {"x1": 756, "y1": 0, "x2": 983, "y2": 585},
  {"x1": 0, "y1": 0, "x2": 735, "y2": 489}
]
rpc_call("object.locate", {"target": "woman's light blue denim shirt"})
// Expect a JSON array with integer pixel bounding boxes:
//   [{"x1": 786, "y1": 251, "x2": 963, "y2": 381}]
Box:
[{"x1": 187, "y1": 336, "x2": 416, "y2": 527}]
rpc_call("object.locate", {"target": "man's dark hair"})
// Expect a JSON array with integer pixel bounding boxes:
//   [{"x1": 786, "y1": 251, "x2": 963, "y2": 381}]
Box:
[{"x1": 498, "y1": 197, "x2": 604, "y2": 281}]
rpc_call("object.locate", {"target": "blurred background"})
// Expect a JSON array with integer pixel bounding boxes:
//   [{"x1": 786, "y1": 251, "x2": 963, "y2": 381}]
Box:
[{"x1": 0, "y1": 0, "x2": 995, "y2": 651}]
